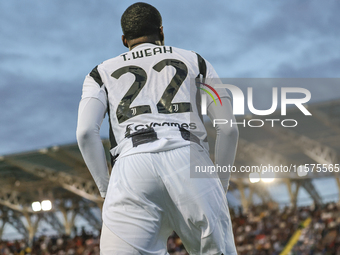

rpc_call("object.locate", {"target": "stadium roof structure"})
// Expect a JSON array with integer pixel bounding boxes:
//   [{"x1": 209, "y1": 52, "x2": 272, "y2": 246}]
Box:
[
  {"x1": 207, "y1": 98, "x2": 340, "y2": 210},
  {"x1": 0, "y1": 99, "x2": 340, "y2": 240}
]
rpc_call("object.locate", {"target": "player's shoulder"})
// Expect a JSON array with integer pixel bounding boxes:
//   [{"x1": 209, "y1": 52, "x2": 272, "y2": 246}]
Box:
[
  {"x1": 169, "y1": 45, "x2": 205, "y2": 60},
  {"x1": 96, "y1": 52, "x2": 128, "y2": 69},
  {"x1": 171, "y1": 46, "x2": 212, "y2": 69},
  {"x1": 172, "y1": 46, "x2": 214, "y2": 75}
]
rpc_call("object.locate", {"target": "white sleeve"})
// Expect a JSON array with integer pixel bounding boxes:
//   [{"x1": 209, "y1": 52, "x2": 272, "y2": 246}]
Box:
[
  {"x1": 203, "y1": 57, "x2": 238, "y2": 193},
  {"x1": 196, "y1": 54, "x2": 238, "y2": 192},
  {"x1": 76, "y1": 97, "x2": 109, "y2": 198},
  {"x1": 82, "y1": 74, "x2": 108, "y2": 106},
  {"x1": 203, "y1": 60, "x2": 230, "y2": 104},
  {"x1": 207, "y1": 97, "x2": 239, "y2": 194}
]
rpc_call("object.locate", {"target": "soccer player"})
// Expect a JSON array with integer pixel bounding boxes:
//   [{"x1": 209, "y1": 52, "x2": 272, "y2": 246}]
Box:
[{"x1": 76, "y1": 2, "x2": 238, "y2": 254}]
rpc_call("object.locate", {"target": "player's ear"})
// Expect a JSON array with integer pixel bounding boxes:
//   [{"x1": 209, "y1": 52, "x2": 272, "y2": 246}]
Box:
[
  {"x1": 122, "y1": 35, "x2": 129, "y2": 48},
  {"x1": 159, "y1": 26, "x2": 164, "y2": 45}
]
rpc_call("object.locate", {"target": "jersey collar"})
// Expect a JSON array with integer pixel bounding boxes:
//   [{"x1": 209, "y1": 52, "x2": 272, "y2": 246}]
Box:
[{"x1": 131, "y1": 43, "x2": 160, "y2": 50}]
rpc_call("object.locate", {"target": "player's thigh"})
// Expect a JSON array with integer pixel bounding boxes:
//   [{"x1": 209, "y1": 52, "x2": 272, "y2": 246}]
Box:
[
  {"x1": 161, "y1": 145, "x2": 236, "y2": 254},
  {"x1": 100, "y1": 223, "x2": 141, "y2": 255},
  {"x1": 168, "y1": 182, "x2": 235, "y2": 254},
  {"x1": 102, "y1": 153, "x2": 172, "y2": 254}
]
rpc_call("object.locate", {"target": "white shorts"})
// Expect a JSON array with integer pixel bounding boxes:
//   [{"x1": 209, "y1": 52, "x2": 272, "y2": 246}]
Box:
[{"x1": 101, "y1": 144, "x2": 237, "y2": 255}]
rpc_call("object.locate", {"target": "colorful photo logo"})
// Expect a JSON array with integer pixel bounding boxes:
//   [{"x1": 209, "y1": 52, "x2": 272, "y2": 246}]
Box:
[{"x1": 197, "y1": 82, "x2": 222, "y2": 106}]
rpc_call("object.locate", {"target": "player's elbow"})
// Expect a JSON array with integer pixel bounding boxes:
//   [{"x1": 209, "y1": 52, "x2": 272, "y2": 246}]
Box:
[
  {"x1": 76, "y1": 125, "x2": 93, "y2": 146},
  {"x1": 227, "y1": 125, "x2": 239, "y2": 146},
  {"x1": 230, "y1": 124, "x2": 239, "y2": 141},
  {"x1": 217, "y1": 123, "x2": 239, "y2": 143}
]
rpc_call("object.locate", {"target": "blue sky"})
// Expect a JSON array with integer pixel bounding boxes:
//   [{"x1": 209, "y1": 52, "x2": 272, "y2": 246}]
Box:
[{"x1": 0, "y1": 0, "x2": 340, "y2": 155}]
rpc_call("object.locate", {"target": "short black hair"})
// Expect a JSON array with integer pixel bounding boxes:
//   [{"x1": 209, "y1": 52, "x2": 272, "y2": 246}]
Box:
[{"x1": 121, "y1": 2, "x2": 162, "y2": 40}]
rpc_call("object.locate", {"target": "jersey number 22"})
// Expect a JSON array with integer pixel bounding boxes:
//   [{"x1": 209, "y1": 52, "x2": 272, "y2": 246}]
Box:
[{"x1": 111, "y1": 59, "x2": 192, "y2": 124}]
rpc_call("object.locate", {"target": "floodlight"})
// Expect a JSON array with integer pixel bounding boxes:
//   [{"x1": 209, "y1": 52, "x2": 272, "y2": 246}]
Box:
[
  {"x1": 32, "y1": 201, "x2": 41, "y2": 212},
  {"x1": 261, "y1": 172, "x2": 275, "y2": 183},
  {"x1": 261, "y1": 177, "x2": 275, "y2": 183},
  {"x1": 297, "y1": 165, "x2": 308, "y2": 177},
  {"x1": 41, "y1": 200, "x2": 52, "y2": 211},
  {"x1": 249, "y1": 172, "x2": 260, "y2": 183}
]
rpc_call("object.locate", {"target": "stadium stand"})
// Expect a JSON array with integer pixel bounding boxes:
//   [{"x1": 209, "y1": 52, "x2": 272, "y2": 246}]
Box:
[{"x1": 2, "y1": 202, "x2": 340, "y2": 254}]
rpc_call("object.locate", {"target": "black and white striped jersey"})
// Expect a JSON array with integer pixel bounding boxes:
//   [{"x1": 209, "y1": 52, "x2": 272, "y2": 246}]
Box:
[{"x1": 81, "y1": 43, "x2": 229, "y2": 158}]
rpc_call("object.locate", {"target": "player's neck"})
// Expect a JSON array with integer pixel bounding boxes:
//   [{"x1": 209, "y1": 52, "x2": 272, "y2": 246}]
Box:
[{"x1": 128, "y1": 36, "x2": 163, "y2": 50}]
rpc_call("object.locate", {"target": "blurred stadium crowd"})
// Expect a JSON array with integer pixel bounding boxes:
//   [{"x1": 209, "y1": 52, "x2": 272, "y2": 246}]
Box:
[
  {"x1": 0, "y1": 231, "x2": 100, "y2": 255},
  {"x1": 233, "y1": 202, "x2": 340, "y2": 255},
  {"x1": 0, "y1": 231, "x2": 187, "y2": 255},
  {"x1": 1, "y1": 202, "x2": 340, "y2": 255}
]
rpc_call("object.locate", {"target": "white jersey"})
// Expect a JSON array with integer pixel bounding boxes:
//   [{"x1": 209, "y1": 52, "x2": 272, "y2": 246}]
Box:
[
  {"x1": 78, "y1": 43, "x2": 238, "y2": 254},
  {"x1": 81, "y1": 43, "x2": 229, "y2": 159}
]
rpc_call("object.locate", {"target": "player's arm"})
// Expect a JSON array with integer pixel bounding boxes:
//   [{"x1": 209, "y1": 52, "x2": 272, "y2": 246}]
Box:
[
  {"x1": 204, "y1": 61, "x2": 239, "y2": 193},
  {"x1": 76, "y1": 70, "x2": 110, "y2": 198},
  {"x1": 207, "y1": 97, "x2": 238, "y2": 193}
]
